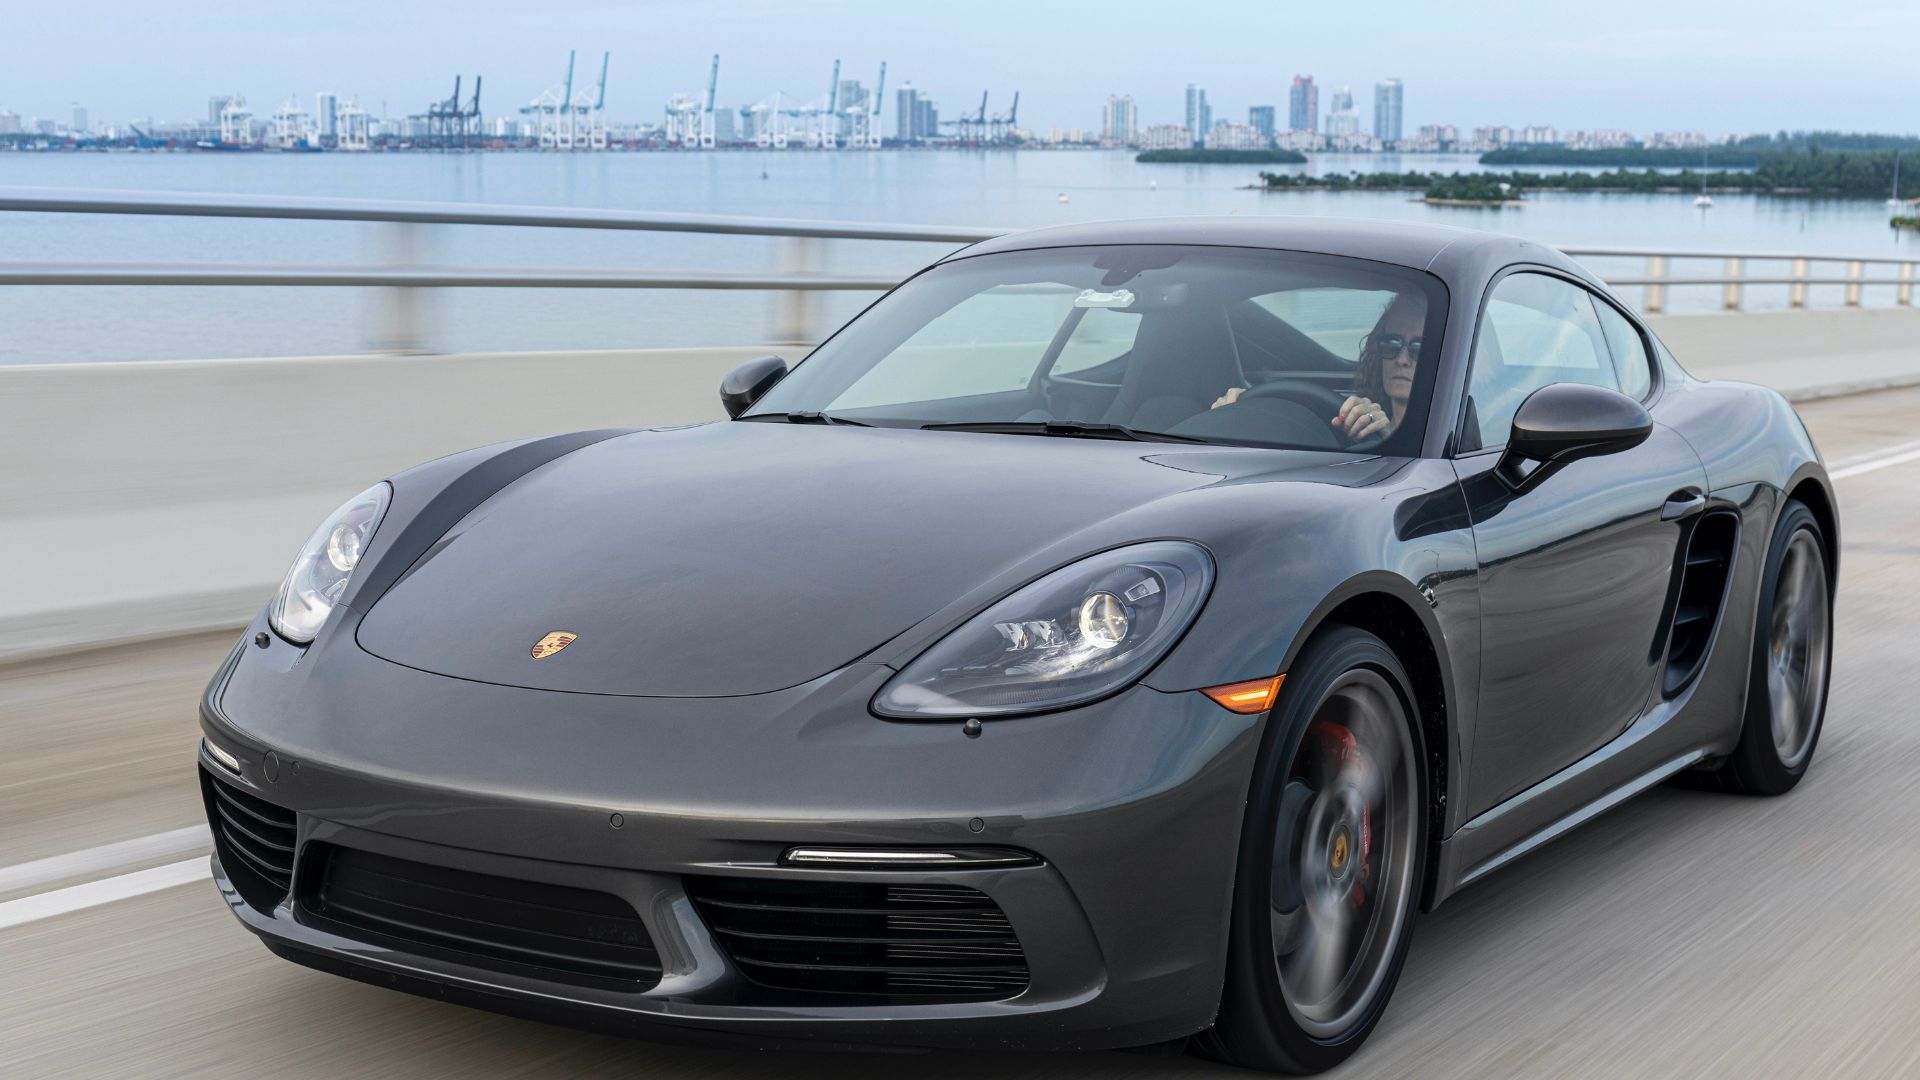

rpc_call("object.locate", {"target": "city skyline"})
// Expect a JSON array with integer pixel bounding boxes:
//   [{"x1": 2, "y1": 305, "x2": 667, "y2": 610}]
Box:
[{"x1": 4, "y1": 0, "x2": 1917, "y2": 138}]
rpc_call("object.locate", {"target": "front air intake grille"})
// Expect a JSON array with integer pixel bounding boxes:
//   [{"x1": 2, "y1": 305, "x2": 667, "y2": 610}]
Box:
[
  {"x1": 201, "y1": 768, "x2": 297, "y2": 913},
  {"x1": 685, "y1": 876, "x2": 1030, "y2": 1003},
  {"x1": 299, "y1": 844, "x2": 661, "y2": 992}
]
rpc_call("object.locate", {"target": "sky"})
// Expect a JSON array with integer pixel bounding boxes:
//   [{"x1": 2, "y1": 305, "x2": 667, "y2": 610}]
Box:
[{"x1": 8, "y1": 0, "x2": 1918, "y2": 137}]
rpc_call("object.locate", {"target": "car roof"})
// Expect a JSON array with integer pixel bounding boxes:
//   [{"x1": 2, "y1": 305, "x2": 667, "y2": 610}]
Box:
[{"x1": 945, "y1": 215, "x2": 1584, "y2": 282}]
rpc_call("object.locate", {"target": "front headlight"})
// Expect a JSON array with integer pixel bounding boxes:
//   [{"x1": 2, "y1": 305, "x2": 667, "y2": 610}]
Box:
[
  {"x1": 873, "y1": 541, "x2": 1214, "y2": 719},
  {"x1": 269, "y1": 482, "x2": 391, "y2": 644}
]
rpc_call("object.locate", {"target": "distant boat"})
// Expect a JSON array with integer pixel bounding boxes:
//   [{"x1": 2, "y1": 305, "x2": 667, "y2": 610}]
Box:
[
  {"x1": 1888, "y1": 155, "x2": 1903, "y2": 209},
  {"x1": 1057, "y1": 192, "x2": 1069, "y2": 203},
  {"x1": 1694, "y1": 148, "x2": 1712, "y2": 208},
  {"x1": 1694, "y1": 194, "x2": 1714, "y2": 208}
]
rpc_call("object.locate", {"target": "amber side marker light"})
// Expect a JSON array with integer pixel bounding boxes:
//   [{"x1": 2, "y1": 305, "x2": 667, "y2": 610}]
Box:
[{"x1": 1201, "y1": 675, "x2": 1286, "y2": 714}]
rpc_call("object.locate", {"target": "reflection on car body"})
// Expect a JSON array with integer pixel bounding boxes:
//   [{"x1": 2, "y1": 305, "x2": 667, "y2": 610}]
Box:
[{"x1": 197, "y1": 217, "x2": 1838, "y2": 1074}]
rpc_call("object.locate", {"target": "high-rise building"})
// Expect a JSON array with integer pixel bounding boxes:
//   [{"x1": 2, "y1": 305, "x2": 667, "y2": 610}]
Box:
[
  {"x1": 209, "y1": 95, "x2": 237, "y2": 128},
  {"x1": 894, "y1": 85, "x2": 941, "y2": 141},
  {"x1": 0, "y1": 109, "x2": 21, "y2": 135},
  {"x1": 836, "y1": 79, "x2": 868, "y2": 137},
  {"x1": 895, "y1": 86, "x2": 918, "y2": 141},
  {"x1": 315, "y1": 93, "x2": 339, "y2": 141},
  {"x1": 1288, "y1": 76, "x2": 1317, "y2": 133},
  {"x1": 1184, "y1": 85, "x2": 1210, "y2": 148},
  {"x1": 69, "y1": 104, "x2": 87, "y2": 135},
  {"x1": 1102, "y1": 94, "x2": 1137, "y2": 144},
  {"x1": 1325, "y1": 86, "x2": 1358, "y2": 135},
  {"x1": 1374, "y1": 78, "x2": 1403, "y2": 145},
  {"x1": 1248, "y1": 105, "x2": 1275, "y2": 139}
]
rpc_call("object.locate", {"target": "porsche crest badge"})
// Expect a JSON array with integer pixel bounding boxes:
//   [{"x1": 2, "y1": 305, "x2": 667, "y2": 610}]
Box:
[{"x1": 530, "y1": 631, "x2": 578, "y2": 659}]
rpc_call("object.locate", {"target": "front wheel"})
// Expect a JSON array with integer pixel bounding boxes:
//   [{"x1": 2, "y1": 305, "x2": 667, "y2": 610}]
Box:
[
  {"x1": 1197, "y1": 626, "x2": 1426, "y2": 1074},
  {"x1": 1717, "y1": 498, "x2": 1832, "y2": 795}
]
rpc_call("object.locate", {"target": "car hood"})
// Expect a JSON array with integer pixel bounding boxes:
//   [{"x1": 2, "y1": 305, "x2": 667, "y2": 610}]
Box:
[{"x1": 357, "y1": 421, "x2": 1312, "y2": 697}]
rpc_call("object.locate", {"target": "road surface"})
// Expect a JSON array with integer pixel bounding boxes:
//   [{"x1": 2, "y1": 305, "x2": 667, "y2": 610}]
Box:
[{"x1": 5, "y1": 387, "x2": 1920, "y2": 1078}]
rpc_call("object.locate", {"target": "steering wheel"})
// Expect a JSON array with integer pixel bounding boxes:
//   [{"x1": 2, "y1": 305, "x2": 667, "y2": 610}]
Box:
[
  {"x1": 1236, "y1": 378, "x2": 1350, "y2": 418},
  {"x1": 1236, "y1": 378, "x2": 1385, "y2": 450}
]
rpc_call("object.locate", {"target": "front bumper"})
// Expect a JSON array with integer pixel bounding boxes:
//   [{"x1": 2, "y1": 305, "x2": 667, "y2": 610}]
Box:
[{"x1": 197, "y1": 622, "x2": 1267, "y2": 1052}]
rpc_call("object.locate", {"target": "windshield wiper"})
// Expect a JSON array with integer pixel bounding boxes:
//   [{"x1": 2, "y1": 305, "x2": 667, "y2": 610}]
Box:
[
  {"x1": 741, "y1": 410, "x2": 872, "y2": 426},
  {"x1": 920, "y1": 420, "x2": 1208, "y2": 443}
]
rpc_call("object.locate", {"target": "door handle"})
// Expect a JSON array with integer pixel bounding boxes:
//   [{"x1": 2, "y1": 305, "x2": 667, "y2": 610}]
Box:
[{"x1": 1660, "y1": 489, "x2": 1707, "y2": 521}]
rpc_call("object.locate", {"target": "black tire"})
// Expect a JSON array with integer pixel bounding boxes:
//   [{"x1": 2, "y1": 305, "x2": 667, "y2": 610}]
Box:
[
  {"x1": 1196, "y1": 626, "x2": 1427, "y2": 1074},
  {"x1": 1717, "y1": 498, "x2": 1832, "y2": 795}
]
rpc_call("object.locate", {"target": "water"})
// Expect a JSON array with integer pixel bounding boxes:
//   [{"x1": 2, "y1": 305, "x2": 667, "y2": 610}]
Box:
[{"x1": 2, "y1": 150, "x2": 1914, "y2": 363}]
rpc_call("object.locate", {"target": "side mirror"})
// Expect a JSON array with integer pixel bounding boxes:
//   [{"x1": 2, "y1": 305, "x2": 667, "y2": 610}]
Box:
[
  {"x1": 719, "y1": 355, "x2": 788, "y2": 418},
  {"x1": 1497, "y1": 382, "x2": 1652, "y2": 490}
]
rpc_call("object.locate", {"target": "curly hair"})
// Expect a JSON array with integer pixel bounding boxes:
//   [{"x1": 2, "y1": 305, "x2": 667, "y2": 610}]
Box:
[{"x1": 1352, "y1": 292, "x2": 1428, "y2": 403}]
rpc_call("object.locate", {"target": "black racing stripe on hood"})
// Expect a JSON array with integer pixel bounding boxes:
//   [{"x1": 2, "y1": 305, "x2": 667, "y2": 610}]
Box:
[{"x1": 341, "y1": 429, "x2": 635, "y2": 614}]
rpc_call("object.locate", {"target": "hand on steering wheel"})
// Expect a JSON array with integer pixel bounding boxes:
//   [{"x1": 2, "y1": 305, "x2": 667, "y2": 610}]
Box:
[{"x1": 1334, "y1": 395, "x2": 1392, "y2": 442}]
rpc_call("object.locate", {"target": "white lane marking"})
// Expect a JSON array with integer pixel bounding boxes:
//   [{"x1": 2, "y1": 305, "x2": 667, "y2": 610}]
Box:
[
  {"x1": 0, "y1": 857, "x2": 210, "y2": 931},
  {"x1": 1832, "y1": 445, "x2": 1920, "y2": 481},
  {"x1": 1830, "y1": 438, "x2": 1920, "y2": 470},
  {"x1": 0, "y1": 825, "x2": 210, "y2": 896}
]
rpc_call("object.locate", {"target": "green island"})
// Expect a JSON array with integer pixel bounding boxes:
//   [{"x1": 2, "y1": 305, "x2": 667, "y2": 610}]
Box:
[
  {"x1": 1260, "y1": 149, "x2": 1918, "y2": 203},
  {"x1": 1480, "y1": 131, "x2": 1920, "y2": 169},
  {"x1": 1136, "y1": 148, "x2": 1308, "y2": 164},
  {"x1": 1894, "y1": 216, "x2": 1920, "y2": 231}
]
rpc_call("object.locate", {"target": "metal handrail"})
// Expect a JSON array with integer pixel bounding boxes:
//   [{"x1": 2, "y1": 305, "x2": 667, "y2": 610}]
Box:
[
  {"x1": 0, "y1": 187, "x2": 1913, "y2": 332},
  {"x1": 0, "y1": 263, "x2": 904, "y2": 290},
  {"x1": 1559, "y1": 245, "x2": 1916, "y2": 266},
  {"x1": 0, "y1": 187, "x2": 1004, "y2": 243}
]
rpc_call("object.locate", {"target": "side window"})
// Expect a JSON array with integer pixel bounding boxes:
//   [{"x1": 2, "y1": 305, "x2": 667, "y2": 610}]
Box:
[
  {"x1": 827, "y1": 287, "x2": 1073, "y2": 410},
  {"x1": 1052, "y1": 308, "x2": 1142, "y2": 376},
  {"x1": 1591, "y1": 298, "x2": 1653, "y2": 400},
  {"x1": 1464, "y1": 273, "x2": 1619, "y2": 451},
  {"x1": 1252, "y1": 287, "x2": 1397, "y2": 358}
]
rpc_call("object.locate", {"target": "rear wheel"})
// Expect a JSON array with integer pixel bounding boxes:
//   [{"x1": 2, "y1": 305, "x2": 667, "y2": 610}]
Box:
[
  {"x1": 1198, "y1": 626, "x2": 1425, "y2": 1074},
  {"x1": 1718, "y1": 499, "x2": 1832, "y2": 795}
]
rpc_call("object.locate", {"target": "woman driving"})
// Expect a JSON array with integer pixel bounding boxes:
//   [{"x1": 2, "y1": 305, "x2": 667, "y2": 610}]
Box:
[{"x1": 1212, "y1": 292, "x2": 1427, "y2": 444}]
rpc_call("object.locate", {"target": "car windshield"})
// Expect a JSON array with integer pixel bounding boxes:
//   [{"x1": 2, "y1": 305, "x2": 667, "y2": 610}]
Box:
[{"x1": 746, "y1": 244, "x2": 1448, "y2": 453}]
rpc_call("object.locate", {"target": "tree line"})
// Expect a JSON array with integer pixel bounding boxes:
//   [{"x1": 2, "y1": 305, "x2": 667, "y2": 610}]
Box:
[{"x1": 1260, "y1": 150, "x2": 1917, "y2": 199}]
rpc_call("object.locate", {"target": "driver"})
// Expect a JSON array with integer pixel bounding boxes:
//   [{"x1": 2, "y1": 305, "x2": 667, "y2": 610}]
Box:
[{"x1": 1210, "y1": 292, "x2": 1427, "y2": 444}]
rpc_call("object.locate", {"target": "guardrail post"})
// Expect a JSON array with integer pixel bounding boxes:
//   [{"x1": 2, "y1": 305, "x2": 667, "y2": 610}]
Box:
[
  {"x1": 1900, "y1": 263, "x2": 1915, "y2": 307},
  {"x1": 1644, "y1": 255, "x2": 1667, "y2": 314},
  {"x1": 1722, "y1": 257, "x2": 1744, "y2": 311},
  {"x1": 372, "y1": 222, "x2": 427, "y2": 354},
  {"x1": 1790, "y1": 258, "x2": 1809, "y2": 309},
  {"x1": 773, "y1": 237, "x2": 819, "y2": 346},
  {"x1": 1845, "y1": 260, "x2": 1864, "y2": 307}
]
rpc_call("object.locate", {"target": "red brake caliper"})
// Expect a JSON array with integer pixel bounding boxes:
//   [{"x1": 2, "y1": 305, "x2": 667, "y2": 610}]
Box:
[{"x1": 1308, "y1": 721, "x2": 1373, "y2": 907}]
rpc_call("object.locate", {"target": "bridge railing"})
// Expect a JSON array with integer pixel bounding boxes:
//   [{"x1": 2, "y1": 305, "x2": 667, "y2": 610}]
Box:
[{"x1": 0, "y1": 187, "x2": 1915, "y2": 346}]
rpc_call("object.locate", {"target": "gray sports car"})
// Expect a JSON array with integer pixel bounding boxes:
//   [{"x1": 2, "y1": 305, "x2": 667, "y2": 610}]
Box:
[{"x1": 197, "y1": 218, "x2": 1836, "y2": 1073}]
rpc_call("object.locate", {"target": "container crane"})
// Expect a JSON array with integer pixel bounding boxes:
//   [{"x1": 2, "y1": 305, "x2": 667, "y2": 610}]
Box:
[{"x1": 698, "y1": 54, "x2": 720, "y2": 148}]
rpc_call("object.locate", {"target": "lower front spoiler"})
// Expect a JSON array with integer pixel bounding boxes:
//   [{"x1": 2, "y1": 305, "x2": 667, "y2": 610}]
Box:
[
  {"x1": 211, "y1": 834, "x2": 1212, "y2": 1055},
  {"x1": 258, "y1": 935, "x2": 930, "y2": 1055}
]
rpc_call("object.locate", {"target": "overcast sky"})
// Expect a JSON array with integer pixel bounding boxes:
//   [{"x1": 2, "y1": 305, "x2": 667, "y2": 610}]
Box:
[{"x1": 9, "y1": 0, "x2": 1917, "y2": 135}]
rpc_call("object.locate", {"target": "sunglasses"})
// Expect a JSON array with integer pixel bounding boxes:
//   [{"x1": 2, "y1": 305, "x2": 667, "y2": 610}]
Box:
[{"x1": 1371, "y1": 333, "x2": 1424, "y2": 363}]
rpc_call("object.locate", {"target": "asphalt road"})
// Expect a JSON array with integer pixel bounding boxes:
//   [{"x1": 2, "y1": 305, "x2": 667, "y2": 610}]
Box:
[{"x1": 6, "y1": 387, "x2": 1920, "y2": 1078}]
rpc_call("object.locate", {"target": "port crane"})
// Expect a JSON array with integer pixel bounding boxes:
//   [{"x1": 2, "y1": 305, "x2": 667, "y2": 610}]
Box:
[{"x1": 699, "y1": 54, "x2": 720, "y2": 148}]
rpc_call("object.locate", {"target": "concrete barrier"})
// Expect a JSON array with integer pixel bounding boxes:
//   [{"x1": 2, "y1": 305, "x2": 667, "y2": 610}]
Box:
[
  {"x1": 2, "y1": 346, "x2": 770, "y2": 662},
  {"x1": 5, "y1": 308, "x2": 1918, "y2": 662}
]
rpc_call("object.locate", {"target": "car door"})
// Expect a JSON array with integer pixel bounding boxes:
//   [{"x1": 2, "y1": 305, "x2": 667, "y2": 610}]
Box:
[{"x1": 1453, "y1": 269, "x2": 1708, "y2": 818}]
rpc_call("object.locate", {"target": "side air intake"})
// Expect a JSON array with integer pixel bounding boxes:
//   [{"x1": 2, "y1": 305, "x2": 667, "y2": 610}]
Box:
[{"x1": 1664, "y1": 510, "x2": 1740, "y2": 697}]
